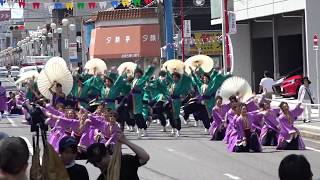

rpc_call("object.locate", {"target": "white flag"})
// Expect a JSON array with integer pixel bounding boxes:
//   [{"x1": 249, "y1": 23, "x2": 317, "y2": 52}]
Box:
[
  {"x1": 7, "y1": 0, "x2": 14, "y2": 8},
  {"x1": 99, "y1": 1, "x2": 107, "y2": 9}
]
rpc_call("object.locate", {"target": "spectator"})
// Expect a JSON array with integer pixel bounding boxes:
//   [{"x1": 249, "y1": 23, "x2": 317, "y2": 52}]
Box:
[
  {"x1": 87, "y1": 134, "x2": 150, "y2": 180},
  {"x1": 59, "y1": 136, "x2": 89, "y2": 180},
  {"x1": 259, "y1": 71, "x2": 275, "y2": 99},
  {"x1": 279, "y1": 154, "x2": 313, "y2": 180},
  {"x1": 298, "y1": 77, "x2": 314, "y2": 123},
  {"x1": 0, "y1": 137, "x2": 29, "y2": 180}
]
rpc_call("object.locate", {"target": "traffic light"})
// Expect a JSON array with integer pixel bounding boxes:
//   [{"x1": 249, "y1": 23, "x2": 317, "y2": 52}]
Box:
[{"x1": 9, "y1": 25, "x2": 24, "y2": 31}]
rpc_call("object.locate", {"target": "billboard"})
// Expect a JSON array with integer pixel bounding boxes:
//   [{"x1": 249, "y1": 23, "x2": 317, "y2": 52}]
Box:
[
  {"x1": 90, "y1": 24, "x2": 161, "y2": 59},
  {"x1": 188, "y1": 31, "x2": 223, "y2": 56}
]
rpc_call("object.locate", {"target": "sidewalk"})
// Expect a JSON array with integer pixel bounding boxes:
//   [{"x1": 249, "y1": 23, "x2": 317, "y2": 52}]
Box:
[{"x1": 271, "y1": 96, "x2": 320, "y2": 141}]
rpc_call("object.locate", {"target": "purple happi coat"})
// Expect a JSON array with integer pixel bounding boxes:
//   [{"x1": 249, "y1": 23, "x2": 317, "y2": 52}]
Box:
[
  {"x1": 228, "y1": 112, "x2": 263, "y2": 152},
  {"x1": 88, "y1": 115, "x2": 120, "y2": 146},
  {"x1": 52, "y1": 117, "x2": 80, "y2": 152},
  {"x1": 277, "y1": 105, "x2": 305, "y2": 150},
  {"x1": 260, "y1": 108, "x2": 280, "y2": 142},
  {"x1": 0, "y1": 86, "x2": 7, "y2": 111},
  {"x1": 209, "y1": 104, "x2": 230, "y2": 138},
  {"x1": 223, "y1": 109, "x2": 237, "y2": 144}
]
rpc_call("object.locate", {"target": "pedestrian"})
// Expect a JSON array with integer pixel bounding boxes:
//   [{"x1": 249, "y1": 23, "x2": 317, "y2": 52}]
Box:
[
  {"x1": 59, "y1": 136, "x2": 89, "y2": 180},
  {"x1": 0, "y1": 137, "x2": 29, "y2": 180},
  {"x1": 87, "y1": 134, "x2": 150, "y2": 180},
  {"x1": 0, "y1": 82, "x2": 6, "y2": 119},
  {"x1": 278, "y1": 154, "x2": 313, "y2": 180},
  {"x1": 297, "y1": 76, "x2": 314, "y2": 123},
  {"x1": 259, "y1": 71, "x2": 275, "y2": 99}
]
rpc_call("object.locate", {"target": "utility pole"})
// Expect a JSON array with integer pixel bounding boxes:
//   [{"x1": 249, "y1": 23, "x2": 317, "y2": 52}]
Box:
[
  {"x1": 180, "y1": 0, "x2": 184, "y2": 61},
  {"x1": 164, "y1": 0, "x2": 174, "y2": 60},
  {"x1": 222, "y1": 0, "x2": 228, "y2": 74}
]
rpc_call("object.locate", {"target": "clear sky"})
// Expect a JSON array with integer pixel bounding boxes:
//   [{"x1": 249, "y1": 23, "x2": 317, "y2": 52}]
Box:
[{"x1": 0, "y1": 3, "x2": 24, "y2": 19}]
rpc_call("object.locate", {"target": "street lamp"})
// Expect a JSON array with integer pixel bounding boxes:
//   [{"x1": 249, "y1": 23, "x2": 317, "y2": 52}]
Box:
[
  {"x1": 50, "y1": 23, "x2": 57, "y2": 30},
  {"x1": 42, "y1": 28, "x2": 48, "y2": 35},
  {"x1": 69, "y1": 24, "x2": 76, "y2": 31},
  {"x1": 193, "y1": 0, "x2": 205, "y2": 6},
  {"x1": 62, "y1": 18, "x2": 69, "y2": 26},
  {"x1": 56, "y1": 27, "x2": 63, "y2": 34}
]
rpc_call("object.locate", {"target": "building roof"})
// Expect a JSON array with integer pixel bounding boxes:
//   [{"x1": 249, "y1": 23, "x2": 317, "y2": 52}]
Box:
[{"x1": 96, "y1": 8, "x2": 158, "y2": 21}]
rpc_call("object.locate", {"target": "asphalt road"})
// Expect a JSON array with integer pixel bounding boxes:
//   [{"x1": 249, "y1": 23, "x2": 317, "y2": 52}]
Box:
[{"x1": 1, "y1": 77, "x2": 320, "y2": 180}]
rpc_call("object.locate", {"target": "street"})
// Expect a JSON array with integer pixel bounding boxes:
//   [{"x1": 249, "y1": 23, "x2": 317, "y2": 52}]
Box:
[{"x1": 1, "y1": 78, "x2": 320, "y2": 180}]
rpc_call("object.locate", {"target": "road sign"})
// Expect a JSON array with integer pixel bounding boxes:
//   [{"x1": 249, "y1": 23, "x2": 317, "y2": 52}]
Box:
[
  {"x1": 314, "y1": 33, "x2": 318, "y2": 51},
  {"x1": 0, "y1": 11, "x2": 11, "y2": 22},
  {"x1": 184, "y1": 20, "x2": 191, "y2": 38},
  {"x1": 228, "y1": 11, "x2": 237, "y2": 34},
  {"x1": 69, "y1": 43, "x2": 78, "y2": 63}
]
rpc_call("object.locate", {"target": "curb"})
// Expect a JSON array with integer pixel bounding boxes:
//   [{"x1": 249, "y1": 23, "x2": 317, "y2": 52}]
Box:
[{"x1": 299, "y1": 130, "x2": 320, "y2": 141}]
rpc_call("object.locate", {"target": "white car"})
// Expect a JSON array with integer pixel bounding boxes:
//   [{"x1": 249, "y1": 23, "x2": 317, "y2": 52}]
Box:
[
  {"x1": 10, "y1": 66, "x2": 20, "y2": 78},
  {"x1": 0, "y1": 67, "x2": 8, "y2": 77},
  {"x1": 17, "y1": 66, "x2": 38, "y2": 79}
]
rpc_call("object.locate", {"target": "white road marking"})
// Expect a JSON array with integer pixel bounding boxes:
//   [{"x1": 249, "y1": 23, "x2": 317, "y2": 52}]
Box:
[
  {"x1": 166, "y1": 148, "x2": 196, "y2": 161},
  {"x1": 224, "y1": 173, "x2": 241, "y2": 180},
  {"x1": 306, "y1": 146, "x2": 320, "y2": 153},
  {"x1": 304, "y1": 138, "x2": 320, "y2": 145},
  {"x1": 20, "y1": 136, "x2": 34, "y2": 156},
  {"x1": 6, "y1": 116, "x2": 18, "y2": 127}
]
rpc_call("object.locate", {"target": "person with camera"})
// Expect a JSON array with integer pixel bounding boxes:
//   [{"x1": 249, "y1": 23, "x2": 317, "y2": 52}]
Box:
[{"x1": 87, "y1": 133, "x2": 150, "y2": 180}]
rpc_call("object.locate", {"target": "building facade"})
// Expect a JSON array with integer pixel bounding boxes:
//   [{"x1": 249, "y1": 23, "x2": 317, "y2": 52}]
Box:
[{"x1": 211, "y1": 0, "x2": 320, "y2": 95}]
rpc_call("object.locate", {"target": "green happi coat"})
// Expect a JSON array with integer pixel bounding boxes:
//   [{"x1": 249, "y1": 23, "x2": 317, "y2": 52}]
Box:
[
  {"x1": 26, "y1": 82, "x2": 37, "y2": 101},
  {"x1": 101, "y1": 74, "x2": 126, "y2": 110},
  {"x1": 142, "y1": 83, "x2": 153, "y2": 121},
  {"x1": 79, "y1": 76, "x2": 104, "y2": 108},
  {"x1": 131, "y1": 66, "x2": 155, "y2": 115},
  {"x1": 167, "y1": 73, "x2": 192, "y2": 120},
  {"x1": 149, "y1": 78, "x2": 170, "y2": 102},
  {"x1": 191, "y1": 70, "x2": 220, "y2": 117}
]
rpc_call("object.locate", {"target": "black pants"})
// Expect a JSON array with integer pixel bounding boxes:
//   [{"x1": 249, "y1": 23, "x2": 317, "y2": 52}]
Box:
[
  {"x1": 169, "y1": 117, "x2": 181, "y2": 131},
  {"x1": 134, "y1": 114, "x2": 147, "y2": 130},
  {"x1": 262, "y1": 129, "x2": 278, "y2": 146},
  {"x1": 117, "y1": 104, "x2": 135, "y2": 131},
  {"x1": 283, "y1": 136, "x2": 300, "y2": 150},
  {"x1": 182, "y1": 99, "x2": 199, "y2": 120},
  {"x1": 152, "y1": 101, "x2": 167, "y2": 127},
  {"x1": 212, "y1": 126, "x2": 226, "y2": 141},
  {"x1": 234, "y1": 131, "x2": 261, "y2": 152}
]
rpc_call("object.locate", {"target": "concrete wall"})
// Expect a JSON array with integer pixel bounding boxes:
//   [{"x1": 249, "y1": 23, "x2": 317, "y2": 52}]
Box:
[
  {"x1": 305, "y1": 0, "x2": 320, "y2": 102},
  {"x1": 234, "y1": 0, "x2": 305, "y2": 21},
  {"x1": 230, "y1": 24, "x2": 252, "y2": 85}
]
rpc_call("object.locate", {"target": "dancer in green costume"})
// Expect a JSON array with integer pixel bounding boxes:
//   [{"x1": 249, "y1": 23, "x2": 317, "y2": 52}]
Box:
[{"x1": 130, "y1": 60, "x2": 157, "y2": 138}]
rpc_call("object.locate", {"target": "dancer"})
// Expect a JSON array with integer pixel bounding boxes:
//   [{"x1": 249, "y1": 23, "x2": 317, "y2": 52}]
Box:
[
  {"x1": 167, "y1": 71, "x2": 192, "y2": 137},
  {"x1": 148, "y1": 71, "x2": 170, "y2": 132},
  {"x1": 49, "y1": 82, "x2": 66, "y2": 107},
  {"x1": 0, "y1": 82, "x2": 6, "y2": 119},
  {"x1": 129, "y1": 61, "x2": 157, "y2": 137},
  {"x1": 259, "y1": 101, "x2": 280, "y2": 146},
  {"x1": 228, "y1": 103, "x2": 263, "y2": 152},
  {"x1": 277, "y1": 102, "x2": 305, "y2": 150},
  {"x1": 209, "y1": 96, "x2": 230, "y2": 140}
]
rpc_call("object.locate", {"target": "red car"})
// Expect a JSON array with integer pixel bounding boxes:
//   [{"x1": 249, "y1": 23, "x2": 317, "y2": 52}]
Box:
[
  {"x1": 280, "y1": 74, "x2": 303, "y2": 98},
  {"x1": 273, "y1": 68, "x2": 303, "y2": 98}
]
